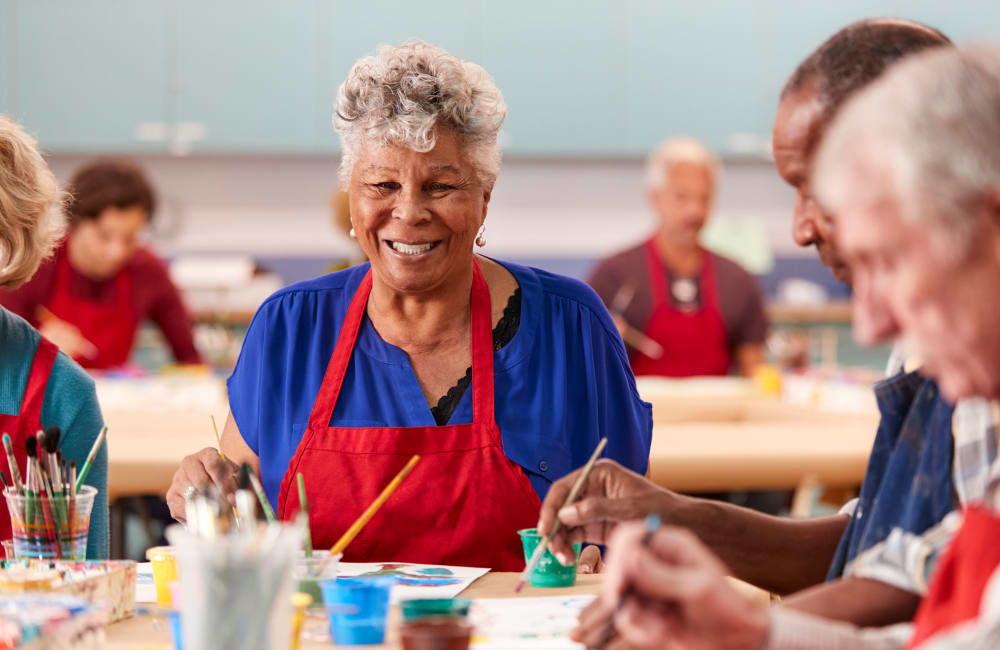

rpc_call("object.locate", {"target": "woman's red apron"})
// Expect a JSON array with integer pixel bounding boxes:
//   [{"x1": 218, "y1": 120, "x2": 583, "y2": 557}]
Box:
[
  {"x1": 629, "y1": 238, "x2": 731, "y2": 377},
  {"x1": 0, "y1": 336, "x2": 58, "y2": 541},
  {"x1": 277, "y1": 261, "x2": 541, "y2": 570},
  {"x1": 906, "y1": 506, "x2": 1000, "y2": 648},
  {"x1": 44, "y1": 249, "x2": 139, "y2": 370}
]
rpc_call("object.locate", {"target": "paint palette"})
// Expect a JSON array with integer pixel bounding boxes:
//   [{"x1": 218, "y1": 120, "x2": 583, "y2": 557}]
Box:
[{"x1": 337, "y1": 562, "x2": 489, "y2": 604}]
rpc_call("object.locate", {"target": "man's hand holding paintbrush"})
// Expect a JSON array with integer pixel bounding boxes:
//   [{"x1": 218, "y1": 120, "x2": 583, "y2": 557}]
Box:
[{"x1": 572, "y1": 520, "x2": 770, "y2": 649}]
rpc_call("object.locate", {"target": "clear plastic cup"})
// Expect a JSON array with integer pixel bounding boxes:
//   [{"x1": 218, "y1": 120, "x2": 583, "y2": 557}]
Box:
[
  {"x1": 292, "y1": 551, "x2": 341, "y2": 605},
  {"x1": 1, "y1": 539, "x2": 14, "y2": 560},
  {"x1": 166, "y1": 522, "x2": 301, "y2": 650},
  {"x1": 4, "y1": 486, "x2": 96, "y2": 560}
]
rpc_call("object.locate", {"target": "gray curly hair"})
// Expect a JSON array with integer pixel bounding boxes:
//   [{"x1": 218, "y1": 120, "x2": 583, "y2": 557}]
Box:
[
  {"x1": 814, "y1": 45, "x2": 1000, "y2": 257},
  {"x1": 334, "y1": 41, "x2": 507, "y2": 188}
]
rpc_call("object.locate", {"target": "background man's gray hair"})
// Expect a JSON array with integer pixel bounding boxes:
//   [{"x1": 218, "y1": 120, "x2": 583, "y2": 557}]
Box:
[
  {"x1": 814, "y1": 45, "x2": 1000, "y2": 255},
  {"x1": 783, "y1": 18, "x2": 951, "y2": 129},
  {"x1": 645, "y1": 136, "x2": 719, "y2": 189}
]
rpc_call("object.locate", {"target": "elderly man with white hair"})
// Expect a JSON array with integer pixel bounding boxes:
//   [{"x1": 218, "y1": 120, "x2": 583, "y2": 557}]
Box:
[
  {"x1": 165, "y1": 41, "x2": 651, "y2": 571},
  {"x1": 588, "y1": 136, "x2": 768, "y2": 378},
  {"x1": 579, "y1": 45, "x2": 1000, "y2": 650}
]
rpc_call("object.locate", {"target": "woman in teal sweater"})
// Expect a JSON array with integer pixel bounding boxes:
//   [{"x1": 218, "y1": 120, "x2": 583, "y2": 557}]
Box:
[{"x1": 0, "y1": 116, "x2": 108, "y2": 558}]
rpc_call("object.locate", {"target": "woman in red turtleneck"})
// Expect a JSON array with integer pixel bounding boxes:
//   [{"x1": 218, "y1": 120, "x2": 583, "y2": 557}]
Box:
[{"x1": 0, "y1": 159, "x2": 200, "y2": 369}]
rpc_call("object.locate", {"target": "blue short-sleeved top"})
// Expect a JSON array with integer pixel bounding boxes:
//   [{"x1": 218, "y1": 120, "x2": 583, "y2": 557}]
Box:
[{"x1": 228, "y1": 259, "x2": 653, "y2": 509}]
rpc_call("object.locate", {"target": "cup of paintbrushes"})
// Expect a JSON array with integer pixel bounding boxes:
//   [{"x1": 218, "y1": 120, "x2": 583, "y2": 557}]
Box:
[
  {"x1": 166, "y1": 521, "x2": 301, "y2": 650},
  {"x1": 4, "y1": 485, "x2": 96, "y2": 560}
]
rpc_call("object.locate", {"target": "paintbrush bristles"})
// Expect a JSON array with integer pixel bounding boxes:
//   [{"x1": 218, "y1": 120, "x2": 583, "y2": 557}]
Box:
[{"x1": 44, "y1": 426, "x2": 60, "y2": 453}]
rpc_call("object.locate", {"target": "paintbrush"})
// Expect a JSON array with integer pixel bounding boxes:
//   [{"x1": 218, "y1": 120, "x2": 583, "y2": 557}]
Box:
[
  {"x1": 41, "y1": 428, "x2": 64, "y2": 526},
  {"x1": 210, "y1": 415, "x2": 226, "y2": 460},
  {"x1": 244, "y1": 464, "x2": 276, "y2": 522},
  {"x1": 23, "y1": 437, "x2": 37, "y2": 531},
  {"x1": 515, "y1": 437, "x2": 608, "y2": 593},
  {"x1": 330, "y1": 454, "x2": 421, "y2": 556},
  {"x1": 234, "y1": 465, "x2": 257, "y2": 533},
  {"x1": 2, "y1": 434, "x2": 22, "y2": 495},
  {"x1": 74, "y1": 426, "x2": 107, "y2": 492},
  {"x1": 27, "y1": 437, "x2": 61, "y2": 557},
  {"x1": 297, "y1": 473, "x2": 312, "y2": 559},
  {"x1": 596, "y1": 513, "x2": 662, "y2": 648}
]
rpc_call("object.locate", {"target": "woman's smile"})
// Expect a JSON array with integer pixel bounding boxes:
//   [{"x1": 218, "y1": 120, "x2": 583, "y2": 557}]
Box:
[{"x1": 382, "y1": 238, "x2": 444, "y2": 260}]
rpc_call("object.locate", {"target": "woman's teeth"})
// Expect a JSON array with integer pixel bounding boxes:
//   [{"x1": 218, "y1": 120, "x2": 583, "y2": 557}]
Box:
[{"x1": 390, "y1": 241, "x2": 434, "y2": 255}]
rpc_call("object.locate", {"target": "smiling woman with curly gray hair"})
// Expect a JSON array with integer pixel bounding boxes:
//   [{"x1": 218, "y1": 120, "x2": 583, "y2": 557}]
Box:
[{"x1": 168, "y1": 42, "x2": 651, "y2": 571}]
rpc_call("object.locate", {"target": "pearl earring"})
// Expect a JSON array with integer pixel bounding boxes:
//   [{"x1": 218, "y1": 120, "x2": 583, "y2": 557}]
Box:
[
  {"x1": 349, "y1": 227, "x2": 356, "y2": 239},
  {"x1": 475, "y1": 225, "x2": 487, "y2": 248}
]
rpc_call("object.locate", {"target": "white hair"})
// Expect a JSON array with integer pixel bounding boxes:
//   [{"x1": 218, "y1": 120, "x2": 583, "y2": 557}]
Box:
[
  {"x1": 814, "y1": 45, "x2": 1000, "y2": 256},
  {"x1": 645, "y1": 136, "x2": 719, "y2": 189},
  {"x1": 0, "y1": 116, "x2": 64, "y2": 289},
  {"x1": 334, "y1": 41, "x2": 507, "y2": 188}
]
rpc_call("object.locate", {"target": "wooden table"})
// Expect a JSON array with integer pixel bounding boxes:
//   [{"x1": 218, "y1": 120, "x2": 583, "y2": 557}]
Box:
[
  {"x1": 104, "y1": 572, "x2": 769, "y2": 648},
  {"x1": 104, "y1": 572, "x2": 603, "y2": 649},
  {"x1": 100, "y1": 377, "x2": 879, "y2": 500}
]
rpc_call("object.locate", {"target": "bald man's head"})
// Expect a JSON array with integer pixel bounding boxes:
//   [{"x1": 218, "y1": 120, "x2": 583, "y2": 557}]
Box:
[{"x1": 773, "y1": 18, "x2": 951, "y2": 294}]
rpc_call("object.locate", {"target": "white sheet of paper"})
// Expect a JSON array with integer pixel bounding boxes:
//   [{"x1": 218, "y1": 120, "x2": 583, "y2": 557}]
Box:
[
  {"x1": 469, "y1": 596, "x2": 595, "y2": 649},
  {"x1": 337, "y1": 562, "x2": 489, "y2": 604},
  {"x1": 136, "y1": 561, "x2": 157, "y2": 603}
]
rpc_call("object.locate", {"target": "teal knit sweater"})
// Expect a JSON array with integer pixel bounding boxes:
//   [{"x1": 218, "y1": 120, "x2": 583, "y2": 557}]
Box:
[{"x1": 0, "y1": 307, "x2": 108, "y2": 558}]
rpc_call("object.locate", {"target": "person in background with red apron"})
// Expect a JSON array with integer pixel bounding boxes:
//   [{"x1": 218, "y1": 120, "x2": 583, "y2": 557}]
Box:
[
  {"x1": 165, "y1": 42, "x2": 652, "y2": 571},
  {"x1": 0, "y1": 116, "x2": 108, "y2": 558},
  {"x1": 0, "y1": 159, "x2": 200, "y2": 370},
  {"x1": 588, "y1": 137, "x2": 768, "y2": 378},
  {"x1": 569, "y1": 44, "x2": 1000, "y2": 650}
]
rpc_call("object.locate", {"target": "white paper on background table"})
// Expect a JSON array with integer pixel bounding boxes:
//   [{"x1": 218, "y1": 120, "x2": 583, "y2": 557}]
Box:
[
  {"x1": 337, "y1": 562, "x2": 489, "y2": 604},
  {"x1": 469, "y1": 596, "x2": 595, "y2": 648},
  {"x1": 136, "y1": 562, "x2": 156, "y2": 603}
]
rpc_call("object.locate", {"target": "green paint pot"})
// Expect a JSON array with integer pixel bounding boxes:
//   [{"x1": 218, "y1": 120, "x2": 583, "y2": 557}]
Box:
[
  {"x1": 400, "y1": 598, "x2": 471, "y2": 621},
  {"x1": 517, "y1": 528, "x2": 581, "y2": 588}
]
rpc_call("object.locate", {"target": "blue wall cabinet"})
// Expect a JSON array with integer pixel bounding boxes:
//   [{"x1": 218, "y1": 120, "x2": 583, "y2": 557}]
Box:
[
  {"x1": 173, "y1": 0, "x2": 326, "y2": 152},
  {"x1": 10, "y1": 0, "x2": 171, "y2": 152},
  {"x1": 6, "y1": 0, "x2": 1000, "y2": 155}
]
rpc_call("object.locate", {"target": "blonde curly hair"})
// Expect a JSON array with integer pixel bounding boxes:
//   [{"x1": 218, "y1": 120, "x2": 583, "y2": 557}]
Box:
[
  {"x1": 334, "y1": 41, "x2": 507, "y2": 187},
  {"x1": 0, "y1": 116, "x2": 64, "y2": 289}
]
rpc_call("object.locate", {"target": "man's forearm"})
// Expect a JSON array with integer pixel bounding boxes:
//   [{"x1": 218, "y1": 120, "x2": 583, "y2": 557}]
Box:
[
  {"x1": 668, "y1": 497, "x2": 848, "y2": 595},
  {"x1": 781, "y1": 576, "x2": 920, "y2": 627}
]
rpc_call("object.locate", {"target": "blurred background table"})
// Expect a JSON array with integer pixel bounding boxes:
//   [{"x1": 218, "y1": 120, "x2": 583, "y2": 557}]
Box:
[{"x1": 100, "y1": 374, "x2": 879, "y2": 501}]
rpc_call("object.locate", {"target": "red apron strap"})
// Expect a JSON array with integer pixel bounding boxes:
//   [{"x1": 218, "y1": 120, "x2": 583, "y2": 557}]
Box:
[
  {"x1": 304, "y1": 270, "x2": 373, "y2": 433},
  {"x1": 304, "y1": 261, "x2": 495, "y2": 434},
  {"x1": 643, "y1": 237, "x2": 670, "y2": 308},
  {"x1": 469, "y1": 260, "x2": 495, "y2": 426},
  {"x1": 20, "y1": 336, "x2": 58, "y2": 420}
]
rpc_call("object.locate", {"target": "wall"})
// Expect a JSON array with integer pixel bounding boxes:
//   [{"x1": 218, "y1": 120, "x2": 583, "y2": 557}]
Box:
[{"x1": 45, "y1": 153, "x2": 840, "y2": 296}]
